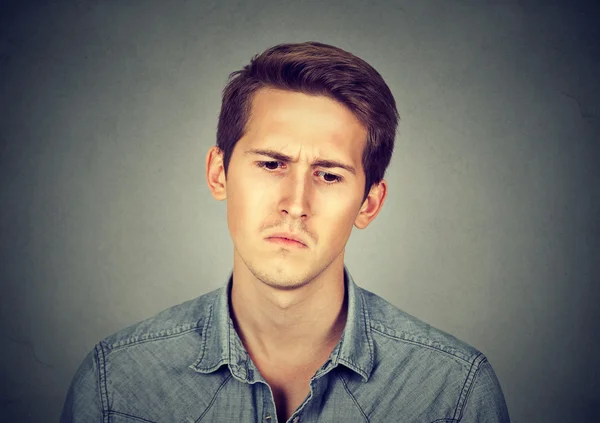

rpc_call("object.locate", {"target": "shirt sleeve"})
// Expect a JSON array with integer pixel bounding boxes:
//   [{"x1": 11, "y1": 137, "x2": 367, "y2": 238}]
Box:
[
  {"x1": 60, "y1": 347, "x2": 104, "y2": 422},
  {"x1": 459, "y1": 359, "x2": 511, "y2": 422}
]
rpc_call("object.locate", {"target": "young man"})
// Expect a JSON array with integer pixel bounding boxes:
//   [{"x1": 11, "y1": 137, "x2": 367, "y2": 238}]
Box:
[{"x1": 61, "y1": 42, "x2": 510, "y2": 422}]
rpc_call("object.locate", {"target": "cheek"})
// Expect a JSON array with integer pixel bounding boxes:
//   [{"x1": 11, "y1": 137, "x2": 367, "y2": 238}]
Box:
[
  {"x1": 319, "y1": 200, "x2": 358, "y2": 239},
  {"x1": 226, "y1": 179, "x2": 268, "y2": 235}
]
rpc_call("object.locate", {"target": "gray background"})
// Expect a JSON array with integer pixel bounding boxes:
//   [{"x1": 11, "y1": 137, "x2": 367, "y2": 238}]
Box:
[{"x1": 1, "y1": 0, "x2": 599, "y2": 422}]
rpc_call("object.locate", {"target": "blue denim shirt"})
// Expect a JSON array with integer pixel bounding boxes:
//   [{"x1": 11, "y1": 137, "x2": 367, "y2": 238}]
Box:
[{"x1": 61, "y1": 265, "x2": 510, "y2": 422}]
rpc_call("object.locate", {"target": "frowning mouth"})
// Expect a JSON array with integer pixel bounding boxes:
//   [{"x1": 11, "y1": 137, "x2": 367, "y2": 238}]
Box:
[
  {"x1": 265, "y1": 232, "x2": 308, "y2": 247},
  {"x1": 265, "y1": 237, "x2": 307, "y2": 248}
]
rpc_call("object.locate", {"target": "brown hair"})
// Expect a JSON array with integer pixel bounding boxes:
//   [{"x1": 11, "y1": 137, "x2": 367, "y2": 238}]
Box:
[{"x1": 216, "y1": 41, "x2": 399, "y2": 203}]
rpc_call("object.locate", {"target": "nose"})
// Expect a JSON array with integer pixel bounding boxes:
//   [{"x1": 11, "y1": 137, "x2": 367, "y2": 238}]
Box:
[{"x1": 278, "y1": 170, "x2": 311, "y2": 220}]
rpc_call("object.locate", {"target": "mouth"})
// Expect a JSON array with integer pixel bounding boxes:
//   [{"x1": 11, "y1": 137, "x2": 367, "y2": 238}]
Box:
[{"x1": 265, "y1": 237, "x2": 307, "y2": 248}]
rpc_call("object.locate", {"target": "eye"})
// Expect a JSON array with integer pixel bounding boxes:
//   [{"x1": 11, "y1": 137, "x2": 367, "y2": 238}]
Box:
[
  {"x1": 315, "y1": 170, "x2": 343, "y2": 184},
  {"x1": 255, "y1": 161, "x2": 343, "y2": 186},
  {"x1": 256, "y1": 161, "x2": 284, "y2": 171}
]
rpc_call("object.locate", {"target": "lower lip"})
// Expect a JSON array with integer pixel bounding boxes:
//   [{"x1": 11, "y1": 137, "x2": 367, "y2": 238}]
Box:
[{"x1": 266, "y1": 237, "x2": 307, "y2": 248}]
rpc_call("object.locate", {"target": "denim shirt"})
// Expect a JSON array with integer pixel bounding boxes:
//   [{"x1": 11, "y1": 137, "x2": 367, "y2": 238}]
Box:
[{"x1": 61, "y1": 265, "x2": 510, "y2": 422}]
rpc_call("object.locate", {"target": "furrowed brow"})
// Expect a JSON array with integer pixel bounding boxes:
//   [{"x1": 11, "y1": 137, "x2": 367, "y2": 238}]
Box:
[
  {"x1": 244, "y1": 148, "x2": 356, "y2": 175},
  {"x1": 245, "y1": 148, "x2": 294, "y2": 163},
  {"x1": 311, "y1": 159, "x2": 356, "y2": 175}
]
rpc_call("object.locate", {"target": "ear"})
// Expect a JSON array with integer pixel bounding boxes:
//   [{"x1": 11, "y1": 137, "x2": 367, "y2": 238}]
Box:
[
  {"x1": 354, "y1": 180, "x2": 388, "y2": 229},
  {"x1": 206, "y1": 146, "x2": 227, "y2": 201}
]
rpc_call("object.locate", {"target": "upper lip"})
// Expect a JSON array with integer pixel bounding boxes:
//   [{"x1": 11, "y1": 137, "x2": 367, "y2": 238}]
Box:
[{"x1": 266, "y1": 232, "x2": 307, "y2": 246}]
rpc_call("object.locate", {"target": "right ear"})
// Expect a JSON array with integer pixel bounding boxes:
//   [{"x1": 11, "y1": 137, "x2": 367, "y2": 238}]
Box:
[{"x1": 206, "y1": 146, "x2": 227, "y2": 201}]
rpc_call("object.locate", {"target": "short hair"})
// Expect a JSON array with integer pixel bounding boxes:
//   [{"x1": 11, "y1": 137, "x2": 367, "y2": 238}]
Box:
[{"x1": 216, "y1": 41, "x2": 400, "y2": 203}]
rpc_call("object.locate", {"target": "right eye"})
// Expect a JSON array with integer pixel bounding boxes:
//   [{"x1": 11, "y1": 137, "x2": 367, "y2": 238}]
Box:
[{"x1": 256, "y1": 161, "x2": 283, "y2": 171}]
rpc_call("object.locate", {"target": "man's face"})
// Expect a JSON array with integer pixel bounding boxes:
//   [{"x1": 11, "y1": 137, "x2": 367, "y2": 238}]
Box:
[{"x1": 222, "y1": 88, "x2": 370, "y2": 290}]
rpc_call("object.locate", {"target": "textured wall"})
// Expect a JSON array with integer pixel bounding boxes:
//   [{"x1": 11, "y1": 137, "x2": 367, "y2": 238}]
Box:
[{"x1": 1, "y1": 0, "x2": 598, "y2": 421}]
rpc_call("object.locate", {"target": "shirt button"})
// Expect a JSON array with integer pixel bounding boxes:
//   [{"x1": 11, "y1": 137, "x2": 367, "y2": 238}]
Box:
[{"x1": 292, "y1": 417, "x2": 299, "y2": 423}]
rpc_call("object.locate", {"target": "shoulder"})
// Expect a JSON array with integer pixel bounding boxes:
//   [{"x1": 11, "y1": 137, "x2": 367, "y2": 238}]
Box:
[
  {"x1": 100, "y1": 287, "x2": 221, "y2": 351},
  {"x1": 350, "y1": 287, "x2": 509, "y2": 422},
  {"x1": 359, "y1": 286, "x2": 483, "y2": 365},
  {"x1": 66, "y1": 288, "x2": 232, "y2": 421}
]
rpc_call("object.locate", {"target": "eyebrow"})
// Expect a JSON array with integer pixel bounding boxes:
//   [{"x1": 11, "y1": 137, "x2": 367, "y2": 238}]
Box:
[{"x1": 244, "y1": 148, "x2": 356, "y2": 175}]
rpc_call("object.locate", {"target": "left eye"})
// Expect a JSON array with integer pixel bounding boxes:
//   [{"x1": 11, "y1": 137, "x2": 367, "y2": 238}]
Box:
[{"x1": 315, "y1": 170, "x2": 342, "y2": 183}]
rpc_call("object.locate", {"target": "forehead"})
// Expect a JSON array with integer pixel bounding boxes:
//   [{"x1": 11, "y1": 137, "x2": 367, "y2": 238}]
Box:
[{"x1": 242, "y1": 88, "x2": 367, "y2": 162}]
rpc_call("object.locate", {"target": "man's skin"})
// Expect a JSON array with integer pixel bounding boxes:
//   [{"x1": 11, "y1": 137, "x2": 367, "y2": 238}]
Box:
[{"x1": 205, "y1": 87, "x2": 388, "y2": 422}]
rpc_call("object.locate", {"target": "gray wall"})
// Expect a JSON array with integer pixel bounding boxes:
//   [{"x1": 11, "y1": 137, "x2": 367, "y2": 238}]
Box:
[{"x1": 1, "y1": 0, "x2": 598, "y2": 421}]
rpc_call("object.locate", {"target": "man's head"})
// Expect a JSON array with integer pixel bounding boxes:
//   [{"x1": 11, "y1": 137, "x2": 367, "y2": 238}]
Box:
[
  {"x1": 206, "y1": 42, "x2": 399, "y2": 290},
  {"x1": 216, "y1": 41, "x2": 399, "y2": 204}
]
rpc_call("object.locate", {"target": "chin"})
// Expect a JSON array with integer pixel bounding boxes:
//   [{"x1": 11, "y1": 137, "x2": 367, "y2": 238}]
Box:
[
  {"x1": 254, "y1": 265, "x2": 314, "y2": 291},
  {"x1": 261, "y1": 277, "x2": 312, "y2": 291}
]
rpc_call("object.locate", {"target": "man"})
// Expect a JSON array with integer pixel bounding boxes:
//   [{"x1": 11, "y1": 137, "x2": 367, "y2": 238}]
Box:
[{"x1": 61, "y1": 42, "x2": 510, "y2": 422}]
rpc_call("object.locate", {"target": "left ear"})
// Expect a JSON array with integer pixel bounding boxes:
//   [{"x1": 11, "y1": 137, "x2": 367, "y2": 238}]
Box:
[{"x1": 354, "y1": 179, "x2": 388, "y2": 229}]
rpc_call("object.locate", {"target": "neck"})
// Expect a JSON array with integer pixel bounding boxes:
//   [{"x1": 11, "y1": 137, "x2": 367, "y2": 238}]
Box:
[{"x1": 229, "y1": 258, "x2": 348, "y2": 364}]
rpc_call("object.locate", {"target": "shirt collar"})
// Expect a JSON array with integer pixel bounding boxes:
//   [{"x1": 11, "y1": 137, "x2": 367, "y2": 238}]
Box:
[{"x1": 189, "y1": 264, "x2": 374, "y2": 382}]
